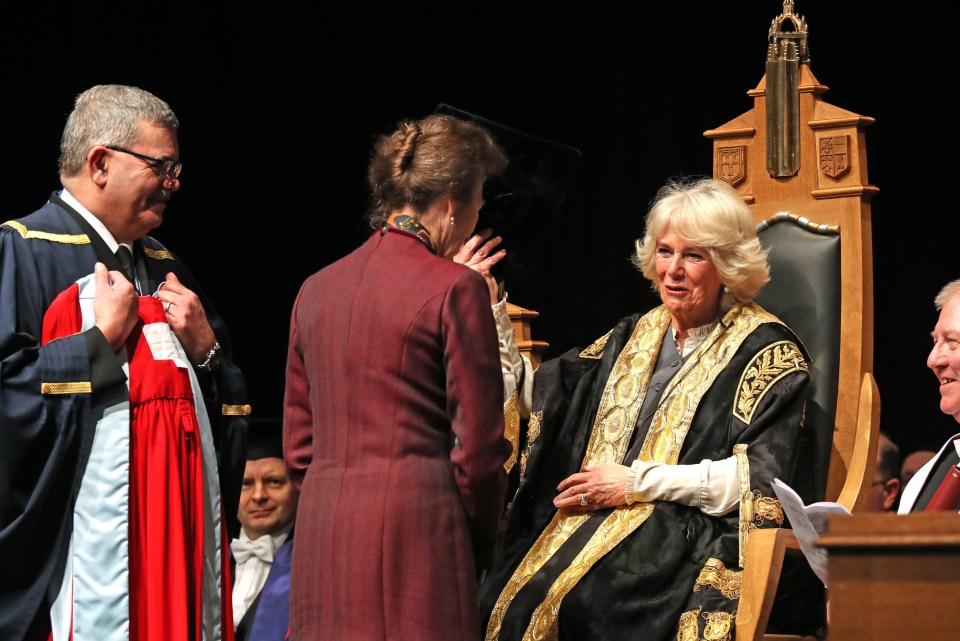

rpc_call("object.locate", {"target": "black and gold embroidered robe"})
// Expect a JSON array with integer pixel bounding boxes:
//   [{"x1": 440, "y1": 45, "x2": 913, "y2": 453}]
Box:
[{"x1": 479, "y1": 303, "x2": 821, "y2": 641}]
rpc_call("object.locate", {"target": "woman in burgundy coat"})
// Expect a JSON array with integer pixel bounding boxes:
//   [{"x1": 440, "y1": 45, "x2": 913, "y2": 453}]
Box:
[{"x1": 283, "y1": 114, "x2": 512, "y2": 641}]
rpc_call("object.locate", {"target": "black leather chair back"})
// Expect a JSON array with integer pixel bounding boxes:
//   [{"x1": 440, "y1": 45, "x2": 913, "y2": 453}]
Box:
[{"x1": 754, "y1": 214, "x2": 841, "y2": 502}]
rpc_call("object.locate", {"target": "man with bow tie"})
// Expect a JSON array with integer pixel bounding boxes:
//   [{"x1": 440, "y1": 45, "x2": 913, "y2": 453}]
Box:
[{"x1": 232, "y1": 420, "x2": 299, "y2": 641}]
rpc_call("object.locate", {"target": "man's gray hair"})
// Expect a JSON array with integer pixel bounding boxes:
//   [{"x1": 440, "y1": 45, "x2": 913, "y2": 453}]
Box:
[
  {"x1": 59, "y1": 85, "x2": 179, "y2": 178},
  {"x1": 934, "y1": 279, "x2": 960, "y2": 311}
]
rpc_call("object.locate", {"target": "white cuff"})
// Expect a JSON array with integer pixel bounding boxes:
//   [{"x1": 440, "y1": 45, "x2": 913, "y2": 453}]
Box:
[
  {"x1": 624, "y1": 456, "x2": 740, "y2": 516},
  {"x1": 625, "y1": 459, "x2": 665, "y2": 504},
  {"x1": 493, "y1": 299, "x2": 533, "y2": 412}
]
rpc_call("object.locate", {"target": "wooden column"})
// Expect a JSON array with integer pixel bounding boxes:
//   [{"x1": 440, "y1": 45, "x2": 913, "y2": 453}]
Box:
[{"x1": 506, "y1": 302, "x2": 549, "y2": 370}]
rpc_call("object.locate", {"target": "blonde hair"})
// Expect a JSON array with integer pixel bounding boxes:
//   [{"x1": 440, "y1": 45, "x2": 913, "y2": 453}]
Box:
[{"x1": 632, "y1": 177, "x2": 769, "y2": 311}]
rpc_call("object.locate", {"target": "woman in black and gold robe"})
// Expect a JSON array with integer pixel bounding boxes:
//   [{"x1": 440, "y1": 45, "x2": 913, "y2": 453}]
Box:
[{"x1": 476, "y1": 177, "x2": 823, "y2": 641}]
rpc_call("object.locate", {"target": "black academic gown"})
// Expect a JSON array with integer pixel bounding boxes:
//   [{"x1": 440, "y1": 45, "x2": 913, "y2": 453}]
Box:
[
  {"x1": 480, "y1": 303, "x2": 822, "y2": 641},
  {"x1": 0, "y1": 194, "x2": 249, "y2": 641}
]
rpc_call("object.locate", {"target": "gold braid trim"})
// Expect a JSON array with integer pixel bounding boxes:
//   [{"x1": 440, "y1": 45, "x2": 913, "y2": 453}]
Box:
[
  {"x1": 2, "y1": 221, "x2": 90, "y2": 245},
  {"x1": 144, "y1": 247, "x2": 174, "y2": 260},
  {"x1": 484, "y1": 511, "x2": 593, "y2": 641},
  {"x1": 578, "y1": 329, "x2": 612, "y2": 360},
  {"x1": 735, "y1": 444, "x2": 785, "y2": 565},
  {"x1": 693, "y1": 558, "x2": 742, "y2": 600},
  {"x1": 486, "y1": 304, "x2": 780, "y2": 640},
  {"x1": 637, "y1": 304, "x2": 779, "y2": 466},
  {"x1": 582, "y1": 308, "x2": 670, "y2": 467},
  {"x1": 222, "y1": 404, "x2": 252, "y2": 416},
  {"x1": 41, "y1": 382, "x2": 92, "y2": 394},
  {"x1": 503, "y1": 392, "x2": 521, "y2": 473},
  {"x1": 703, "y1": 611, "x2": 734, "y2": 641},
  {"x1": 521, "y1": 505, "x2": 655, "y2": 640},
  {"x1": 734, "y1": 444, "x2": 751, "y2": 567},
  {"x1": 733, "y1": 340, "x2": 807, "y2": 424},
  {"x1": 519, "y1": 410, "x2": 542, "y2": 479},
  {"x1": 677, "y1": 608, "x2": 702, "y2": 641}
]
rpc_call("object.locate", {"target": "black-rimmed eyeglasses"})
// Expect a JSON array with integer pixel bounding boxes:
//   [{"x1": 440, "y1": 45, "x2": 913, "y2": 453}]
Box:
[{"x1": 106, "y1": 146, "x2": 182, "y2": 180}]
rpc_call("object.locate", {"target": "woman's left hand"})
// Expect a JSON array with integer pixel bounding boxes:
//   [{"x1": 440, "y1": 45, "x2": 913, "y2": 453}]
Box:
[
  {"x1": 452, "y1": 229, "x2": 505, "y2": 304},
  {"x1": 554, "y1": 463, "x2": 630, "y2": 511}
]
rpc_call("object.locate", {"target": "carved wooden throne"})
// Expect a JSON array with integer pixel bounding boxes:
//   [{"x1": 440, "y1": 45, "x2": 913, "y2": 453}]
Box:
[{"x1": 704, "y1": 3, "x2": 880, "y2": 639}]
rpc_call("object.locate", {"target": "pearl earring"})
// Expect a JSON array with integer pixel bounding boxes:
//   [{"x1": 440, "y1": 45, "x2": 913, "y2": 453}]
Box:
[{"x1": 450, "y1": 216, "x2": 456, "y2": 225}]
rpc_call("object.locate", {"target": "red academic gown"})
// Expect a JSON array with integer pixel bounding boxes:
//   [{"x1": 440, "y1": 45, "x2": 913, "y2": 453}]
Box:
[
  {"x1": 41, "y1": 274, "x2": 233, "y2": 641},
  {"x1": 283, "y1": 228, "x2": 510, "y2": 641},
  {"x1": 0, "y1": 196, "x2": 248, "y2": 641}
]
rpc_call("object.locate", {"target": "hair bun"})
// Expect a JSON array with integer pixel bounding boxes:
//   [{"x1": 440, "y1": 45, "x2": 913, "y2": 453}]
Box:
[{"x1": 397, "y1": 123, "x2": 423, "y2": 174}]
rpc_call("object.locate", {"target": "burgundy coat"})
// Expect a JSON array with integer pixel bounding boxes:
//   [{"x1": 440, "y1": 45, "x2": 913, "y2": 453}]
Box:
[{"x1": 283, "y1": 228, "x2": 510, "y2": 641}]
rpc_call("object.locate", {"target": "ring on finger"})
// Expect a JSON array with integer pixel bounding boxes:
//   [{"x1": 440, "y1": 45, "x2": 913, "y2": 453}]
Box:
[
  {"x1": 164, "y1": 301, "x2": 172, "y2": 313},
  {"x1": 580, "y1": 493, "x2": 589, "y2": 506}
]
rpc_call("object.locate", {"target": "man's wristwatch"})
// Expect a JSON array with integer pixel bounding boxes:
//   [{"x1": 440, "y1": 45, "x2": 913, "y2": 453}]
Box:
[{"x1": 197, "y1": 341, "x2": 222, "y2": 372}]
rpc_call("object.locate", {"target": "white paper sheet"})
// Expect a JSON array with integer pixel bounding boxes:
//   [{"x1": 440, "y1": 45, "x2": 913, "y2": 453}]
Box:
[{"x1": 771, "y1": 477, "x2": 852, "y2": 586}]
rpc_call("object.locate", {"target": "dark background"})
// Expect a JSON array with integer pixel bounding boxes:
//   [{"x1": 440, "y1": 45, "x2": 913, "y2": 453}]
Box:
[{"x1": 2, "y1": 2, "x2": 954, "y2": 459}]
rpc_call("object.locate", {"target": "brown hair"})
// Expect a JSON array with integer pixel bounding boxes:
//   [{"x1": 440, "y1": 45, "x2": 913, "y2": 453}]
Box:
[{"x1": 367, "y1": 114, "x2": 506, "y2": 227}]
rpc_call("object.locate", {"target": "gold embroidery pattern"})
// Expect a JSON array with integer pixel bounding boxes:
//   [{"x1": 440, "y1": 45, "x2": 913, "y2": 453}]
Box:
[
  {"x1": 751, "y1": 494, "x2": 784, "y2": 526},
  {"x1": 504, "y1": 392, "x2": 521, "y2": 473},
  {"x1": 519, "y1": 410, "x2": 543, "y2": 479},
  {"x1": 144, "y1": 247, "x2": 174, "y2": 260},
  {"x1": 222, "y1": 404, "x2": 252, "y2": 416},
  {"x1": 733, "y1": 340, "x2": 807, "y2": 424},
  {"x1": 522, "y1": 504, "x2": 655, "y2": 641},
  {"x1": 638, "y1": 305, "x2": 779, "y2": 466},
  {"x1": 487, "y1": 304, "x2": 781, "y2": 640},
  {"x1": 703, "y1": 611, "x2": 734, "y2": 641},
  {"x1": 41, "y1": 381, "x2": 92, "y2": 394},
  {"x1": 734, "y1": 444, "x2": 751, "y2": 566},
  {"x1": 582, "y1": 308, "x2": 670, "y2": 467},
  {"x1": 2, "y1": 221, "x2": 90, "y2": 245},
  {"x1": 484, "y1": 511, "x2": 592, "y2": 641},
  {"x1": 693, "y1": 558, "x2": 742, "y2": 600},
  {"x1": 734, "y1": 443, "x2": 784, "y2": 565},
  {"x1": 579, "y1": 329, "x2": 612, "y2": 360},
  {"x1": 677, "y1": 608, "x2": 701, "y2": 641}
]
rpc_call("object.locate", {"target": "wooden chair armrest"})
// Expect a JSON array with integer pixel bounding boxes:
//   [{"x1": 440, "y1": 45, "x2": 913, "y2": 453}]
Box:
[{"x1": 737, "y1": 528, "x2": 801, "y2": 641}]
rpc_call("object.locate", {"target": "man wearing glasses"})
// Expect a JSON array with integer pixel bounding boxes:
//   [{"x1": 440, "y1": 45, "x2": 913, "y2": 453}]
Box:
[{"x1": 0, "y1": 85, "x2": 250, "y2": 641}]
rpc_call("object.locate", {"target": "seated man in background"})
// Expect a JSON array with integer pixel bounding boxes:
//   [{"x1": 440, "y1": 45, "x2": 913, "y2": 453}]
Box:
[
  {"x1": 899, "y1": 280, "x2": 960, "y2": 512},
  {"x1": 864, "y1": 432, "x2": 900, "y2": 512},
  {"x1": 232, "y1": 419, "x2": 298, "y2": 641},
  {"x1": 900, "y1": 449, "x2": 936, "y2": 488}
]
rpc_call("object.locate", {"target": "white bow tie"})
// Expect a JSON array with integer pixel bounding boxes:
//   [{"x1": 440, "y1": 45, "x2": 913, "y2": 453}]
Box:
[{"x1": 231, "y1": 535, "x2": 276, "y2": 565}]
